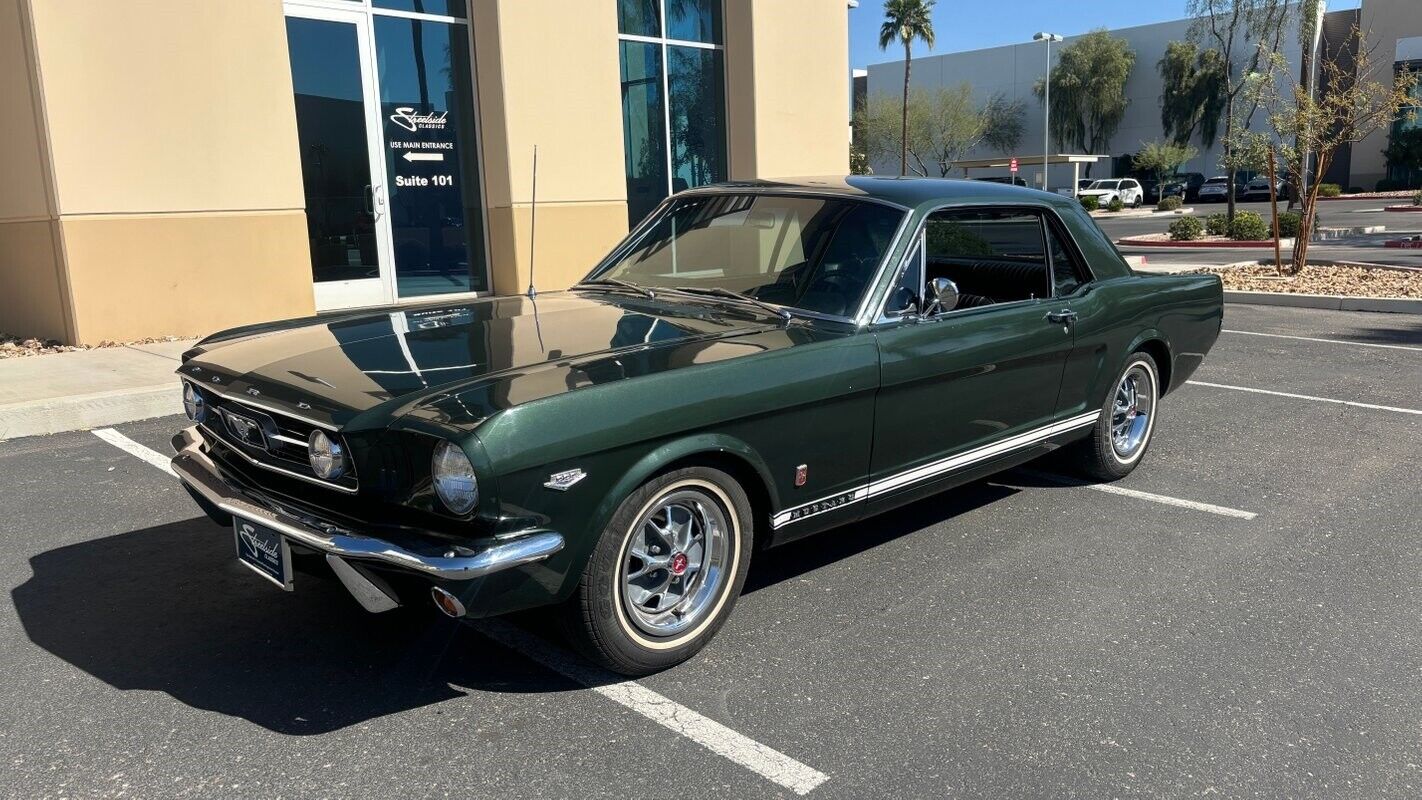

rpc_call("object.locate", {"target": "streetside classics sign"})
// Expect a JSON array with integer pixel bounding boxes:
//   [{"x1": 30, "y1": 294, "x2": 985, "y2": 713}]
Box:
[
  {"x1": 386, "y1": 107, "x2": 456, "y2": 188},
  {"x1": 388, "y1": 107, "x2": 449, "y2": 133}
]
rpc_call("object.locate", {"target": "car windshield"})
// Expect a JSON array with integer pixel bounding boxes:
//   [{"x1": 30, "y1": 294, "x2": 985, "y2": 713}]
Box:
[
  {"x1": 590, "y1": 193, "x2": 905, "y2": 318},
  {"x1": 1088, "y1": 181, "x2": 1120, "y2": 190}
]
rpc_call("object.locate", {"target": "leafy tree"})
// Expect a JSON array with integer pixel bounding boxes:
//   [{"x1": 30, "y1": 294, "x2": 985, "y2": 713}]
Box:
[
  {"x1": 1187, "y1": 0, "x2": 1291, "y2": 221},
  {"x1": 1133, "y1": 139, "x2": 1200, "y2": 185},
  {"x1": 853, "y1": 92, "x2": 911, "y2": 172},
  {"x1": 855, "y1": 86, "x2": 1018, "y2": 177},
  {"x1": 1242, "y1": 23, "x2": 1418, "y2": 273},
  {"x1": 1158, "y1": 41, "x2": 1227, "y2": 148},
  {"x1": 1032, "y1": 30, "x2": 1136, "y2": 177},
  {"x1": 980, "y1": 93, "x2": 1026, "y2": 155},
  {"x1": 879, "y1": 0, "x2": 937, "y2": 176}
]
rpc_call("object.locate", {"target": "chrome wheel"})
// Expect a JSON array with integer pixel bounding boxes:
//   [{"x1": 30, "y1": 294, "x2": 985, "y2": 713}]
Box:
[
  {"x1": 620, "y1": 488, "x2": 730, "y2": 638},
  {"x1": 1111, "y1": 363, "x2": 1155, "y2": 460}
]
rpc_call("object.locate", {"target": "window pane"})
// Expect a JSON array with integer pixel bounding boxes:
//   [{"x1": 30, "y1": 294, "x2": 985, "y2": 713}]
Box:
[
  {"x1": 665, "y1": 0, "x2": 721, "y2": 43},
  {"x1": 374, "y1": 16, "x2": 488, "y2": 296},
  {"x1": 286, "y1": 18, "x2": 380, "y2": 285},
  {"x1": 373, "y1": 0, "x2": 467, "y2": 15},
  {"x1": 600, "y1": 194, "x2": 904, "y2": 318},
  {"x1": 925, "y1": 210, "x2": 1049, "y2": 304},
  {"x1": 1045, "y1": 221, "x2": 1084, "y2": 296},
  {"x1": 620, "y1": 41, "x2": 668, "y2": 226},
  {"x1": 667, "y1": 45, "x2": 726, "y2": 193},
  {"x1": 617, "y1": 0, "x2": 661, "y2": 36}
]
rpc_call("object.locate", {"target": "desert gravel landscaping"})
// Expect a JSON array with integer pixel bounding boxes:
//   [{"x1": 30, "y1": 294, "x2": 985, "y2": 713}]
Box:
[{"x1": 1200, "y1": 264, "x2": 1422, "y2": 298}]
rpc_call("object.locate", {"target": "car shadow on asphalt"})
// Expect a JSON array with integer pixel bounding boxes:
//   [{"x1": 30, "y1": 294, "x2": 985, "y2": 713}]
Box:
[
  {"x1": 10, "y1": 517, "x2": 581, "y2": 735},
  {"x1": 12, "y1": 480, "x2": 1022, "y2": 734}
]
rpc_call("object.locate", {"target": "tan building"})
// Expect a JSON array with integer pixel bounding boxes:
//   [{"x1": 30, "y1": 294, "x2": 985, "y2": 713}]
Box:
[{"x1": 0, "y1": 0, "x2": 851, "y2": 344}]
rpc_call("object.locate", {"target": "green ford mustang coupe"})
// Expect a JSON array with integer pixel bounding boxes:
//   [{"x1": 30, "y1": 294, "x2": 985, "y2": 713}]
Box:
[{"x1": 172, "y1": 177, "x2": 1222, "y2": 674}]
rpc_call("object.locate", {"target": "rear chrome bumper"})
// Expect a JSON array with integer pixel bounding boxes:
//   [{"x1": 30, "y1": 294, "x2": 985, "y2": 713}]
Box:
[{"x1": 170, "y1": 426, "x2": 564, "y2": 582}]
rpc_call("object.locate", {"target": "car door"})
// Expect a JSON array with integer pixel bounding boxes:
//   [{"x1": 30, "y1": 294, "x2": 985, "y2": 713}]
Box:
[{"x1": 868, "y1": 207, "x2": 1075, "y2": 513}]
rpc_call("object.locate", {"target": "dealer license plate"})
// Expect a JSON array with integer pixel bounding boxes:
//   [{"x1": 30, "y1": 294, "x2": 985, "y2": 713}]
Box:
[{"x1": 233, "y1": 516, "x2": 293, "y2": 591}]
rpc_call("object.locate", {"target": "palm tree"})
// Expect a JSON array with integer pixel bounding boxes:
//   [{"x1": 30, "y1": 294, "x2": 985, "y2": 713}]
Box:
[{"x1": 879, "y1": 0, "x2": 936, "y2": 176}]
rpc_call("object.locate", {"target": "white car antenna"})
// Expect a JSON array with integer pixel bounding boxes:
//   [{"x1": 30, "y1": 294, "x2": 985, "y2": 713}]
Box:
[{"x1": 526, "y1": 145, "x2": 538, "y2": 299}]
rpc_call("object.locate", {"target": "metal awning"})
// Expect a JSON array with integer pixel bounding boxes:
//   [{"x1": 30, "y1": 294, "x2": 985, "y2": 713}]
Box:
[{"x1": 950, "y1": 154, "x2": 1109, "y2": 194}]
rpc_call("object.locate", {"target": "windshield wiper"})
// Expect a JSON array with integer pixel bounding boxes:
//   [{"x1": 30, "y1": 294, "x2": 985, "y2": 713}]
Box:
[
  {"x1": 572, "y1": 277, "x2": 656, "y2": 299},
  {"x1": 667, "y1": 286, "x2": 792, "y2": 321}
]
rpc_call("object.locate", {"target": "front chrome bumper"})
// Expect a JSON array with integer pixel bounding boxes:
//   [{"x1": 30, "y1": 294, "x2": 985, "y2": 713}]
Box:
[{"x1": 170, "y1": 426, "x2": 565, "y2": 582}]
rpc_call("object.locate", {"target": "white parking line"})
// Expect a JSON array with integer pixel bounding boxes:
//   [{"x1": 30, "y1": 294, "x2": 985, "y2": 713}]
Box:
[
  {"x1": 1016, "y1": 470, "x2": 1257, "y2": 519},
  {"x1": 1222, "y1": 329, "x2": 1422, "y2": 353},
  {"x1": 474, "y1": 618, "x2": 830, "y2": 795},
  {"x1": 1187, "y1": 380, "x2": 1422, "y2": 416},
  {"x1": 91, "y1": 425, "x2": 830, "y2": 795},
  {"x1": 92, "y1": 428, "x2": 175, "y2": 476}
]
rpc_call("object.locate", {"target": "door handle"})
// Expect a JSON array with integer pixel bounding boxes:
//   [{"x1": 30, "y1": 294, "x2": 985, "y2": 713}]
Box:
[
  {"x1": 364, "y1": 185, "x2": 385, "y2": 220},
  {"x1": 1046, "y1": 309, "x2": 1078, "y2": 325}
]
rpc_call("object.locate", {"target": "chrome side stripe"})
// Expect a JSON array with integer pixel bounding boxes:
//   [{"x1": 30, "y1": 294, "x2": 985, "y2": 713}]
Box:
[
  {"x1": 770, "y1": 411, "x2": 1100, "y2": 529},
  {"x1": 865, "y1": 410, "x2": 1099, "y2": 499}
]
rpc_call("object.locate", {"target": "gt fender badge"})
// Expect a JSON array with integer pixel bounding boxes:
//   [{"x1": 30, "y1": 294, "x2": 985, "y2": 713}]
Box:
[{"x1": 544, "y1": 468, "x2": 587, "y2": 491}]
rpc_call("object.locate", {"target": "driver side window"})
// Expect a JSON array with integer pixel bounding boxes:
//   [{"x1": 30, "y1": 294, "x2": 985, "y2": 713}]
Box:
[{"x1": 922, "y1": 209, "x2": 1050, "y2": 309}]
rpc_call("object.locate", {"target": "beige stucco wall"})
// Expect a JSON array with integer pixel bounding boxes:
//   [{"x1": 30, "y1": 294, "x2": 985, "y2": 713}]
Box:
[
  {"x1": 1354, "y1": 0, "x2": 1422, "y2": 189},
  {"x1": 472, "y1": 0, "x2": 631, "y2": 294},
  {"x1": 724, "y1": 0, "x2": 850, "y2": 180},
  {"x1": 2, "y1": 0, "x2": 312, "y2": 344}
]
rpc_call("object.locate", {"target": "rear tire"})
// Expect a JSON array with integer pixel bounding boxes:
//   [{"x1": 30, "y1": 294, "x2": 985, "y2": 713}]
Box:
[
  {"x1": 562, "y1": 466, "x2": 753, "y2": 675},
  {"x1": 1067, "y1": 352, "x2": 1160, "y2": 482}
]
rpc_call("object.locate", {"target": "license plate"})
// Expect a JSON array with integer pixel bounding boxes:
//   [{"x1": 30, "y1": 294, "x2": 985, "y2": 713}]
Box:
[{"x1": 234, "y1": 516, "x2": 293, "y2": 591}]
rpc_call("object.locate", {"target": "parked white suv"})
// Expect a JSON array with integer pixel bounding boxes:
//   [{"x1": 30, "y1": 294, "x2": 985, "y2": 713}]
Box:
[
  {"x1": 1198, "y1": 176, "x2": 1232, "y2": 202},
  {"x1": 1078, "y1": 178, "x2": 1143, "y2": 208}
]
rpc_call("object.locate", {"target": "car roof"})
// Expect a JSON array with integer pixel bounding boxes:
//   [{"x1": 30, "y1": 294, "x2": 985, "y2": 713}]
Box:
[{"x1": 680, "y1": 175, "x2": 1072, "y2": 213}]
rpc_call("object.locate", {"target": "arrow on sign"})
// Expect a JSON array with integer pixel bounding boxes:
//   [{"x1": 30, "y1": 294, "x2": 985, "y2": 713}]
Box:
[{"x1": 402, "y1": 152, "x2": 445, "y2": 162}]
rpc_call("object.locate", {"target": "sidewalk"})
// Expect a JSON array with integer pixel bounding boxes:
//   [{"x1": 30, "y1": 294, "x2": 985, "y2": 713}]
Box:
[{"x1": 0, "y1": 340, "x2": 194, "y2": 441}]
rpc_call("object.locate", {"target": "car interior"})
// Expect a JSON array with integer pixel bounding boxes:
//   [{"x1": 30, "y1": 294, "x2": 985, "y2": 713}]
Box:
[{"x1": 920, "y1": 210, "x2": 1054, "y2": 309}]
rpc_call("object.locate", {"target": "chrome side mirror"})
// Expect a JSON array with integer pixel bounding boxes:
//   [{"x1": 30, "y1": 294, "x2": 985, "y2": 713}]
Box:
[{"x1": 924, "y1": 277, "x2": 959, "y2": 316}]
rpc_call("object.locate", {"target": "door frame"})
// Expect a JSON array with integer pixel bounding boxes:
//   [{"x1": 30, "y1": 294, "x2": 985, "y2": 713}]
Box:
[{"x1": 284, "y1": 0, "x2": 494, "y2": 310}]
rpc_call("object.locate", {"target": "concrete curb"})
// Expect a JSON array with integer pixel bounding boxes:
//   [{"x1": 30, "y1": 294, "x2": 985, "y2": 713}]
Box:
[
  {"x1": 1224, "y1": 290, "x2": 1422, "y2": 314},
  {"x1": 0, "y1": 382, "x2": 177, "y2": 441},
  {"x1": 1384, "y1": 206, "x2": 1422, "y2": 213},
  {"x1": 1117, "y1": 236, "x2": 1295, "y2": 249}
]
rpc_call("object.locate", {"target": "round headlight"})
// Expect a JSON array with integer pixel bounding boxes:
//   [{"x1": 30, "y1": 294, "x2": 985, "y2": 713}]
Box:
[
  {"x1": 432, "y1": 440, "x2": 479, "y2": 515},
  {"x1": 308, "y1": 429, "x2": 347, "y2": 480},
  {"x1": 182, "y1": 382, "x2": 206, "y2": 422}
]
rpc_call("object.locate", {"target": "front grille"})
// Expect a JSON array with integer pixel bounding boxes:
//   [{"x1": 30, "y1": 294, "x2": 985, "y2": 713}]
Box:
[{"x1": 187, "y1": 381, "x2": 358, "y2": 493}]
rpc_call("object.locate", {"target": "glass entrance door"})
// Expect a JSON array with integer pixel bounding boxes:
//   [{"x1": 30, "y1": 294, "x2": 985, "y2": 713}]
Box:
[
  {"x1": 285, "y1": 2, "x2": 489, "y2": 311},
  {"x1": 286, "y1": 7, "x2": 393, "y2": 309}
]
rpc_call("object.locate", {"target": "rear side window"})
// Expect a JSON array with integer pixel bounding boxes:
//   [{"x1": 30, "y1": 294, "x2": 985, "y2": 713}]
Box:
[
  {"x1": 1045, "y1": 219, "x2": 1088, "y2": 296},
  {"x1": 923, "y1": 209, "x2": 1050, "y2": 306}
]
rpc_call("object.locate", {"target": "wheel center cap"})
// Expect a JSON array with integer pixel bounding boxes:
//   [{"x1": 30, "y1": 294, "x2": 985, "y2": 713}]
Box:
[{"x1": 670, "y1": 552, "x2": 688, "y2": 576}]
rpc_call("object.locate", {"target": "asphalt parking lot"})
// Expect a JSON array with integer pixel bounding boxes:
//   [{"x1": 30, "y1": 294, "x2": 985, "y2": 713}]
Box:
[{"x1": 4, "y1": 304, "x2": 1421, "y2": 798}]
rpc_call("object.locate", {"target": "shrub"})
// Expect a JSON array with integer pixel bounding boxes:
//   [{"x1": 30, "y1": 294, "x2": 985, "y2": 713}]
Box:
[
  {"x1": 1107, "y1": 196, "x2": 1125, "y2": 212},
  {"x1": 1415, "y1": 189, "x2": 1422, "y2": 207},
  {"x1": 1080, "y1": 195, "x2": 1100, "y2": 211},
  {"x1": 1275, "y1": 212, "x2": 1304, "y2": 239},
  {"x1": 1377, "y1": 178, "x2": 1404, "y2": 192},
  {"x1": 1205, "y1": 213, "x2": 1229, "y2": 236},
  {"x1": 1347, "y1": 187, "x2": 1365, "y2": 195},
  {"x1": 1229, "y1": 210, "x2": 1270, "y2": 241},
  {"x1": 1168, "y1": 216, "x2": 1204, "y2": 241},
  {"x1": 1318, "y1": 183, "x2": 1342, "y2": 197},
  {"x1": 1157, "y1": 195, "x2": 1184, "y2": 211}
]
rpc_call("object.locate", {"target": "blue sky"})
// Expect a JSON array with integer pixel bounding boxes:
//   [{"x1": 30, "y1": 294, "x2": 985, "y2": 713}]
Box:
[{"x1": 849, "y1": 0, "x2": 1362, "y2": 70}]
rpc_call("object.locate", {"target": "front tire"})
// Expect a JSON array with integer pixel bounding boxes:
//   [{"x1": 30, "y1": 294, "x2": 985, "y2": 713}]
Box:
[
  {"x1": 1067, "y1": 352, "x2": 1160, "y2": 481},
  {"x1": 563, "y1": 466, "x2": 753, "y2": 675}
]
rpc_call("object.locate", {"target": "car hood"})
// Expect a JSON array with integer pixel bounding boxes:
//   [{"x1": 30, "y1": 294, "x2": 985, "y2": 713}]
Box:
[
  {"x1": 179, "y1": 292, "x2": 799, "y2": 430},
  {"x1": 1078, "y1": 189, "x2": 1118, "y2": 197}
]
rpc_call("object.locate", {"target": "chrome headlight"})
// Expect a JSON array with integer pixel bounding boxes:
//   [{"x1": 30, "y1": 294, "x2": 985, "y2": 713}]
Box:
[
  {"x1": 182, "y1": 382, "x2": 206, "y2": 422},
  {"x1": 308, "y1": 429, "x2": 347, "y2": 480},
  {"x1": 432, "y1": 440, "x2": 479, "y2": 514}
]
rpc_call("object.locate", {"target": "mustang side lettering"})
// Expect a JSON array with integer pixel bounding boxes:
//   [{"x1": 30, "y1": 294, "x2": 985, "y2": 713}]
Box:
[{"x1": 171, "y1": 177, "x2": 1223, "y2": 675}]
